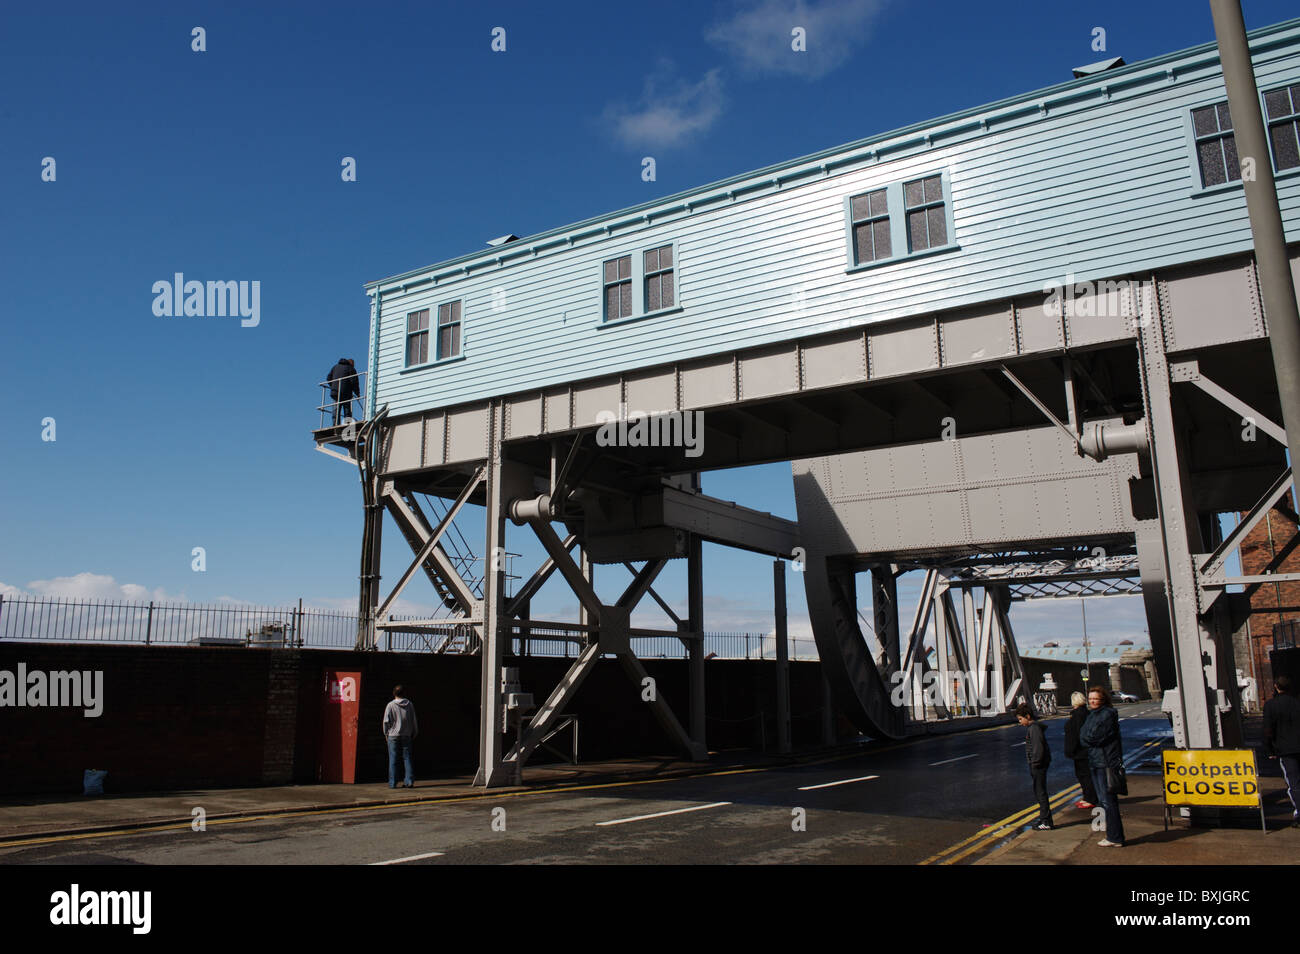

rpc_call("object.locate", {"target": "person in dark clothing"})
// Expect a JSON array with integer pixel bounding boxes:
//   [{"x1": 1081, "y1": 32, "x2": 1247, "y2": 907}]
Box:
[
  {"x1": 1264, "y1": 674, "x2": 1300, "y2": 827},
  {"x1": 1016, "y1": 702, "x2": 1053, "y2": 830},
  {"x1": 327, "y1": 357, "x2": 360, "y2": 425},
  {"x1": 1063, "y1": 690, "x2": 1099, "y2": 809},
  {"x1": 1080, "y1": 685, "x2": 1125, "y2": 847}
]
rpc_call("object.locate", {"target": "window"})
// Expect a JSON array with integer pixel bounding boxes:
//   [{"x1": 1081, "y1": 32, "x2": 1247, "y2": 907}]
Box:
[
  {"x1": 437, "y1": 300, "x2": 461, "y2": 359},
  {"x1": 850, "y1": 189, "x2": 892, "y2": 264},
  {"x1": 1191, "y1": 101, "x2": 1240, "y2": 188},
  {"x1": 405, "y1": 309, "x2": 429, "y2": 366},
  {"x1": 603, "y1": 255, "x2": 633, "y2": 320},
  {"x1": 844, "y1": 170, "x2": 955, "y2": 271},
  {"x1": 599, "y1": 243, "x2": 681, "y2": 324},
  {"x1": 644, "y1": 245, "x2": 675, "y2": 311},
  {"x1": 904, "y1": 174, "x2": 948, "y2": 252},
  {"x1": 1265, "y1": 83, "x2": 1300, "y2": 172}
]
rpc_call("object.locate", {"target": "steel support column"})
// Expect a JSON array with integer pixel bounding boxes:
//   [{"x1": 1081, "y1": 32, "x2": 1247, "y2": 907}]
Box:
[
  {"x1": 687, "y1": 532, "x2": 706, "y2": 750},
  {"x1": 774, "y1": 559, "x2": 791, "y2": 754},
  {"x1": 475, "y1": 402, "x2": 512, "y2": 787}
]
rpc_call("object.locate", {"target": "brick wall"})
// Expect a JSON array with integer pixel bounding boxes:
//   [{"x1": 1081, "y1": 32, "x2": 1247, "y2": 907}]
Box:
[
  {"x1": 0, "y1": 642, "x2": 828, "y2": 795},
  {"x1": 1237, "y1": 495, "x2": 1300, "y2": 694}
]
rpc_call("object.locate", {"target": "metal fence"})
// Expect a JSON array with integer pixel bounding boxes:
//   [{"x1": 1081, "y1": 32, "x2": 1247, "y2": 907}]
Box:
[{"x1": 0, "y1": 595, "x2": 819, "y2": 659}]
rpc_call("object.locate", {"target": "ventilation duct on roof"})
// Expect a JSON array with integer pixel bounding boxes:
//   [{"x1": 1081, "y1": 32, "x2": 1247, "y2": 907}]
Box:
[
  {"x1": 486, "y1": 234, "x2": 520, "y2": 247},
  {"x1": 1073, "y1": 56, "x2": 1125, "y2": 78}
]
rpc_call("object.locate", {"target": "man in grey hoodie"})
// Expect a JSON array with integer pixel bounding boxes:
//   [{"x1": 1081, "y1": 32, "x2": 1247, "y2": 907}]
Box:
[{"x1": 383, "y1": 685, "x2": 418, "y2": 789}]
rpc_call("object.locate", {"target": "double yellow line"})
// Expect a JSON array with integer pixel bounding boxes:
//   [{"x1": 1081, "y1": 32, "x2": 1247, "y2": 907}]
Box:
[{"x1": 919, "y1": 737, "x2": 1164, "y2": 865}]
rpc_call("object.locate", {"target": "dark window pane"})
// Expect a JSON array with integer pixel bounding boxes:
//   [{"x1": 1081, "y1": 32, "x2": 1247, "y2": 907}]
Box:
[
  {"x1": 908, "y1": 209, "x2": 928, "y2": 250},
  {"x1": 662, "y1": 273, "x2": 674, "y2": 307},
  {"x1": 647, "y1": 275, "x2": 661, "y2": 311},
  {"x1": 873, "y1": 218, "x2": 892, "y2": 259},
  {"x1": 660, "y1": 245, "x2": 672, "y2": 267},
  {"x1": 1192, "y1": 106, "x2": 1218, "y2": 137},
  {"x1": 854, "y1": 223, "x2": 873, "y2": 262},
  {"x1": 606, "y1": 285, "x2": 619, "y2": 319},
  {"x1": 1198, "y1": 139, "x2": 1227, "y2": 186},
  {"x1": 869, "y1": 189, "x2": 888, "y2": 217},
  {"x1": 407, "y1": 313, "x2": 419, "y2": 332},
  {"x1": 927, "y1": 206, "x2": 947, "y2": 247},
  {"x1": 644, "y1": 248, "x2": 658, "y2": 272},
  {"x1": 620, "y1": 282, "x2": 632, "y2": 317},
  {"x1": 1273, "y1": 122, "x2": 1300, "y2": 170},
  {"x1": 1217, "y1": 102, "x2": 1233, "y2": 130},
  {"x1": 619, "y1": 255, "x2": 631, "y2": 279},
  {"x1": 851, "y1": 194, "x2": 871, "y2": 220},
  {"x1": 604, "y1": 260, "x2": 617, "y2": 283},
  {"x1": 1265, "y1": 88, "x2": 1291, "y2": 120},
  {"x1": 924, "y1": 175, "x2": 943, "y2": 202},
  {"x1": 904, "y1": 179, "x2": 924, "y2": 207},
  {"x1": 452, "y1": 300, "x2": 461, "y2": 321},
  {"x1": 1223, "y1": 134, "x2": 1241, "y2": 181},
  {"x1": 1292, "y1": 85, "x2": 1300, "y2": 112}
]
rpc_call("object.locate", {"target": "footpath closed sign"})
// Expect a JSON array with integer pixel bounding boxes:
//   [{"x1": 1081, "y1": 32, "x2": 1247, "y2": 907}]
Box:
[{"x1": 1161, "y1": 749, "x2": 1260, "y2": 807}]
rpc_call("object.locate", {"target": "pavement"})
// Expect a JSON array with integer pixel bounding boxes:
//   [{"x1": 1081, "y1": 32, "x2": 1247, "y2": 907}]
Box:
[
  {"x1": 2, "y1": 707, "x2": 1296, "y2": 863},
  {"x1": 0, "y1": 755, "x2": 733, "y2": 843}
]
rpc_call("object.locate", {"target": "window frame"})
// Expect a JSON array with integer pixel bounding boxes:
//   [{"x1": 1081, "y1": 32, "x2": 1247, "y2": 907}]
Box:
[
  {"x1": 436, "y1": 299, "x2": 463, "y2": 361},
  {"x1": 401, "y1": 300, "x2": 467, "y2": 373},
  {"x1": 1184, "y1": 84, "x2": 1300, "y2": 197},
  {"x1": 844, "y1": 169, "x2": 958, "y2": 274},
  {"x1": 596, "y1": 239, "x2": 683, "y2": 328},
  {"x1": 404, "y1": 308, "x2": 430, "y2": 368},
  {"x1": 1262, "y1": 80, "x2": 1300, "y2": 180}
]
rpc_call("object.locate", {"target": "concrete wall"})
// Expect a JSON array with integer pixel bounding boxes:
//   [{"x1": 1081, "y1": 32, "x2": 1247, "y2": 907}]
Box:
[{"x1": 0, "y1": 642, "x2": 828, "y2": 795}]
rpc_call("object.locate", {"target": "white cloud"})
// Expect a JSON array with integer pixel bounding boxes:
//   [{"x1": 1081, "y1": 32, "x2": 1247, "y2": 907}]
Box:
[
  {"x1": 707, "y1": 0, "x2": 890, "y2": 79},
  {"x1": 15, "y1": 572, "x2": 179, "y2": 603},
  {"x1": 603, "y1": 64, "x2": 726, "y2": 149}
]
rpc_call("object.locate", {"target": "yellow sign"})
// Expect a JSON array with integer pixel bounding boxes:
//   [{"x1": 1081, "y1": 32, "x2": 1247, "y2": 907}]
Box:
[{"x1": 1161, "y1": 749, "x2": 1260, "y2": 807}]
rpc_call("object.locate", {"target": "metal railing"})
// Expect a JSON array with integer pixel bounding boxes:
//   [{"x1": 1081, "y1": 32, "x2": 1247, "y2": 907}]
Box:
[
  {"x1": 316, "y1": 368, "x2": 367, "y2": 430},
  {"x1": 0, "y1": 594, "x2": 820, "y2": 659}
]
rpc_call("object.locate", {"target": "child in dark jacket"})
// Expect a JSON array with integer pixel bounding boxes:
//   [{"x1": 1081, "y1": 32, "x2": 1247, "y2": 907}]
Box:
[{"x1": 1017, "y1": 703, "x2": 1053, "y2": 830}]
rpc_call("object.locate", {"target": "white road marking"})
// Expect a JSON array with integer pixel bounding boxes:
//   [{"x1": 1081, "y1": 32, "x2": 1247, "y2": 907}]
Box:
[
  {"x1": 930, "y1": 754, "x2": 979, "y2": 766},
  {"x1": 1011, "y1": 742, "x2": 1026, "y2": 747},
  {"x1": 797, "y1": 774, "x2": 880, "y2": 791},
  {"x1": 369, "y1": 851, "x2": 445, "y2": 865},
  {"x1": 596, "y1": 801, "x2": 732, "y2": 826}
]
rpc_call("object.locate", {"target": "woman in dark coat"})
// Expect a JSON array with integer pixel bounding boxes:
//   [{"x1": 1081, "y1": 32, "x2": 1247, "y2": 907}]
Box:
[
  {"x1": 1080, "y1": 685, "x2": 1126, "y2": 847},
  {"x1": 1063, "y1": 691, "x2": 1099, "y2": 809}
]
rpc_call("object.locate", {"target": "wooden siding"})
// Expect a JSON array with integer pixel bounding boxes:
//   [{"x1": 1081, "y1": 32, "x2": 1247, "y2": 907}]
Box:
[{"x1": 369, "y1": 21, "x2": 1300, "y2": 418}]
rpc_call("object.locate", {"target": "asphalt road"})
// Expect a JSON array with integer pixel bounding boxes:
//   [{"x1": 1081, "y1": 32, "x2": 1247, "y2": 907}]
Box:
[{"x1": 0, "y1": 703, "x2": 1170, "y2": 865}]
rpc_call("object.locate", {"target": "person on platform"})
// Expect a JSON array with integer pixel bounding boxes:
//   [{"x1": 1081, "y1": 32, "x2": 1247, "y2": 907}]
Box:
[
  {"x1": 327, "y1": 357, "x2": 360, "y2": 426},
  {"x1": 1016, "y1": 703, "x2": 1054, "y2": 830},
  {"x1": 1063, "y1": 690, "x2": 1098, "y2": 810},
  {"x1": 382, "y1": 685, "x2": 418, "y2": 789},
  {"x1": 1080, "y1": 685, "x2": 1125, "y2": 847},
  {"x1": 1264, "y1": 674, "x2": 1300, "y2": 828}
]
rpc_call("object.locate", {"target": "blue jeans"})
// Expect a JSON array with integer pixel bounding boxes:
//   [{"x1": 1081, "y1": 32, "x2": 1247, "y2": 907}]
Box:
[
  {"x1": 1092, "y1": 767, "x2": 1125, "y2": 844},
  {"x1": 387, "y1": 737, "x2": 413, "y2": 787}
]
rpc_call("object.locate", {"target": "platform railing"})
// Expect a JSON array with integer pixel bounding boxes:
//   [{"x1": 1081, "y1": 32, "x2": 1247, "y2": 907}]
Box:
[
  {"x1": 316, "y1": 369, "x2": 367, "y2": 430},
  {"x1": 0, "y1": 594, "x2": 818, "y2": 659}
]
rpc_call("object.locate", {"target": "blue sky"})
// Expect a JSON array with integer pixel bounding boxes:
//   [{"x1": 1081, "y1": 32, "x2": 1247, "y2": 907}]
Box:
[{"x1": 2, "y1": 0, "x2": 1288, "y2": 647}]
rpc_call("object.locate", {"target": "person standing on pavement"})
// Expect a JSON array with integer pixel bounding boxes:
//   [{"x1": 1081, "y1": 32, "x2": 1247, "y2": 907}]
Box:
[
  {"x1": 1264, "y1": 674, "x2": 1300, "y2": 828},
  {"x1": 1063, "y1": 690, "x2": 1098, "y2": 810},
  {"x1": 1080, "y1": 685, "x2": 1125, "y2": 847},
  {"x1": 1016, "y1": 703, "x2": 1054, "y2": 830},
  {"x1": 382, "y1": 685, "x2": 418, "y2": 789}
]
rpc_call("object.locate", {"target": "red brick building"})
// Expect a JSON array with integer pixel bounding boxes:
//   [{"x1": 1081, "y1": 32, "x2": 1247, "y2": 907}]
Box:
[{"x1": 1238, "y1": 496, "x2": 1300, "y2": 696}]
